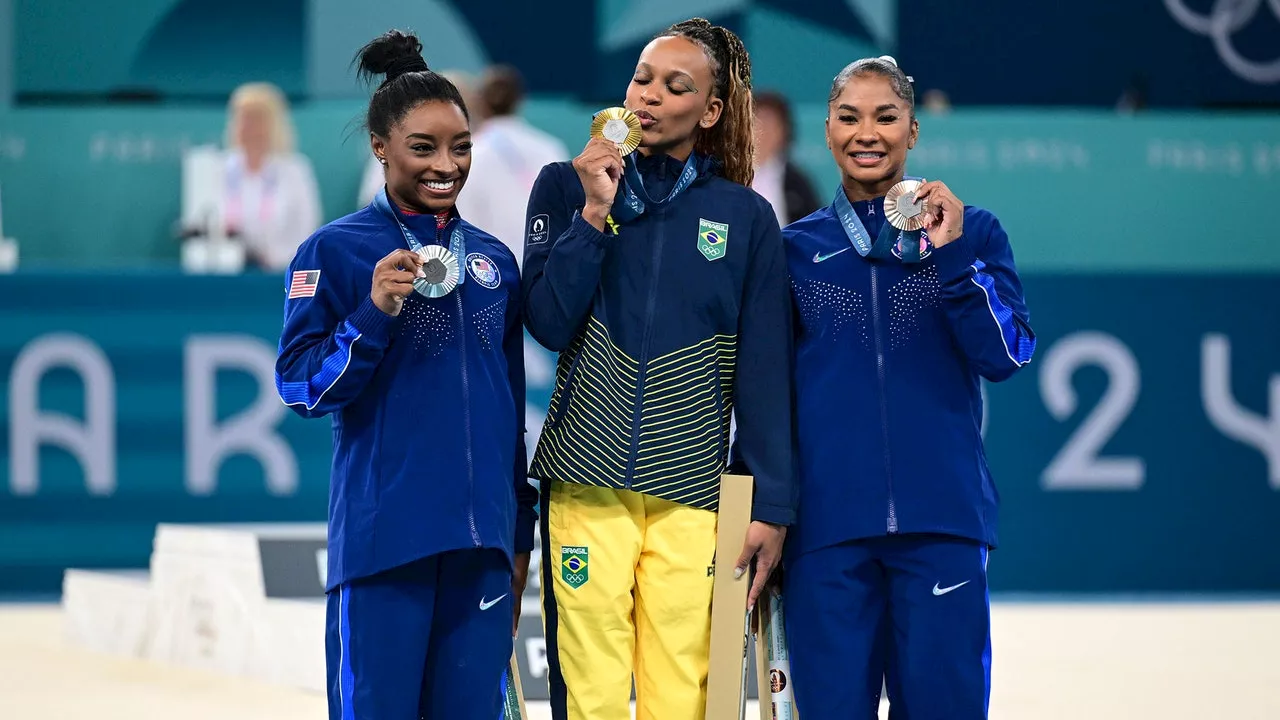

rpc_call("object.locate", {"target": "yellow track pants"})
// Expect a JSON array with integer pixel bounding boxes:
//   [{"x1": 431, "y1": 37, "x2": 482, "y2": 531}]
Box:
[{"x1": 539, "y1": 480, "x2": 719, "y2": 719}]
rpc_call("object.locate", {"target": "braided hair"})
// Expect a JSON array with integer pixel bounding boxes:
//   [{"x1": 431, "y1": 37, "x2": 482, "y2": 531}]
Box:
[
  {"x1": 657, "y1": 18, "x2": 756, "y2": 187},
  {"x1": 354, "y1": 29, "x2": 470, "y2": 138}
]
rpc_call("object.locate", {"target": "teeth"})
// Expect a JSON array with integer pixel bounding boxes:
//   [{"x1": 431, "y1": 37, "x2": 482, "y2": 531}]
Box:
[
  {"x1": 853, "y1": 152, "x2": 884, "y2": 158},
  {"x1": 424, "y1": 180, "x2": 455, "y2": 191}
]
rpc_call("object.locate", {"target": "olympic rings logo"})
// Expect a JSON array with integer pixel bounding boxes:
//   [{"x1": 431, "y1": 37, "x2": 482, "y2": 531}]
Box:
[{"x1": 1165, "y1": 0, "x2": 1280, "y2": 83}]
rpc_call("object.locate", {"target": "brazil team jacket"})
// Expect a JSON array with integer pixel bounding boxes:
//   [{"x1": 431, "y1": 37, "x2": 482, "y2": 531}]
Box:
[
  {"x1": 274, "y1": 203, "x2": 537, "y2": 590},
  {"x1": 521, "y1": 152, "x2": 797, "y2": 525},
  {"x1": 784, "y1": 189, "x2": 1036, "y2": 556}
]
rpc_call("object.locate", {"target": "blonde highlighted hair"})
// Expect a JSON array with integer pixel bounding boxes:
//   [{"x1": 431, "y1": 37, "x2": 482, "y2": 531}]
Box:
[{"x1": 224, "y1": 82, "x2": 297, "y2": 155}]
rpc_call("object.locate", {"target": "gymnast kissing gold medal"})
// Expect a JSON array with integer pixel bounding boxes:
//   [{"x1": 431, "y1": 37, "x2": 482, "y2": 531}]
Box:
[
  {"x1": 590, "y1": 107, "x2": 643, "y2": 155},
  {"x1": 884, "y1": 179, "x2": 929, "y2": 232},
  {"x1": 413, "y1": 244, "x2": 460, "y2": 299}
]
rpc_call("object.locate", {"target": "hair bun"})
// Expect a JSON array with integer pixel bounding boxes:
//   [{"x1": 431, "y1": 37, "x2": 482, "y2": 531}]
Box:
[
  {"x1": 876, "y1": 55, "x2": 912, "y2": 82},
  {"x1": 356, "y1": 29, "x2": 430, "y2": 86}
]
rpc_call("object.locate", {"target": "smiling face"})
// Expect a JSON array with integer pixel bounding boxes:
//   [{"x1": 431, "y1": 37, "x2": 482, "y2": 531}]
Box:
[
  {"x1": 825, "y1": 72, "x2": 919, "y2": 199},
  {"x1": 371, "y1": 100, "x2": 472, "y2": 214},
  {"x1": 624, "y1": 35, "x2": 723, "y2": 158}
]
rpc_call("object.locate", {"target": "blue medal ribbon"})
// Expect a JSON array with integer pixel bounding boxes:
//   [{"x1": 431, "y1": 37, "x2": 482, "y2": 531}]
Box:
[
  {"x1": 373, "y1": 187, "x2": 466, "y2": 289},
  {"x1": 831, "y1": 176, "x2": 927, "y2": 264},
  {"x1": 608, "y1": 152, "x2": 701, "y2": 224}
]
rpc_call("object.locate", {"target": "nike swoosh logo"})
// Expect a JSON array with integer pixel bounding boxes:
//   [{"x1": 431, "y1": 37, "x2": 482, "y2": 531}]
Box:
[
  {"x1": 478, "y1": 593, "x2": 508, "y2": 611},
  {"x1": 932, "y1": 581, "x2": 970, "y2": 596},
  {"x1": 813, "y1": 247, "x2": 851, "y2": 263}
]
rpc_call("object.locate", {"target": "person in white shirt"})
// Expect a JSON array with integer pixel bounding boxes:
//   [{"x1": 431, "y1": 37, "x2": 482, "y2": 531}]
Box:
[
  {"x1": 216, "y1": 82, "x2": 323, "y2": 271},
  {"x1": 453, "y1": 65, "x2": 568, "y2": 266}
]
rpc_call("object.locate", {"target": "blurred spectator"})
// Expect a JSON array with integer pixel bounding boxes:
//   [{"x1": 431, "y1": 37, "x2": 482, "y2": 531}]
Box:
[
  {"x1": 752, "y1": 90, "x2": 820, "y2": 226},
  {"x1": 922, "y1": 88, "x2": 952, "y2": 114},
  {"x1": 1116, "y1": 74, "x2": 1148, "y2": 114},
  {"x1": 183, "y1": 82, "x2": 322, "y2": 272},
  {"x1": 358, "y1": 70, "x2": 482, "y2": 208},
  {"x1": 453, "y1": 64, "x2": 569, "y2": 265}
]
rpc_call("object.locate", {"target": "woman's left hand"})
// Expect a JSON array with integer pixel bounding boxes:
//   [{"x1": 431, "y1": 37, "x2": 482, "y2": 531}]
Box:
[
  {"x1": 915, "y1": 180, "x2": 965, "y2": 248},
  {"x1": 735, "y1": 521, "x2": 787, "y2": 612}
]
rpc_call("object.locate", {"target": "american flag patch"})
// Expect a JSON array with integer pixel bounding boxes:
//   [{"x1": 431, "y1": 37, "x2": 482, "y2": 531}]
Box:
[{"x1": 288, "y1": 270, "x2": 320, "y2": 299}]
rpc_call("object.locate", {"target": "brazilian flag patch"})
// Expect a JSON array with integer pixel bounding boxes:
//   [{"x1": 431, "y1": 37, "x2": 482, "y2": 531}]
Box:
[
  {"x1": 697, "y1": 218, "x2": 729, "y2": 261},
  {"x1": 561, "y1": 546, "x2": 589, "y2": 589}
]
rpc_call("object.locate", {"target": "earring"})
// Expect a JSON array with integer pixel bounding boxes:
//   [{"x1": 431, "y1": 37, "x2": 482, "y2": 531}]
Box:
[{"x1": 378, "y1": 156, "x2": 387, "y2": 165}]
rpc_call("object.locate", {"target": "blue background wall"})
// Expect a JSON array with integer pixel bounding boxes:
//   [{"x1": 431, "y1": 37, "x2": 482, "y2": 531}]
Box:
[{"x1": 6, "y1": 0, "x2": 1279, "y2": 106}]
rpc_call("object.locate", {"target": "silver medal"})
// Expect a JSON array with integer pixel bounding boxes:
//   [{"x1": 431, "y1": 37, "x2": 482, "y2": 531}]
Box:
[{"x1": 413, "y1": 244, "x2": 460, "y2": 298}]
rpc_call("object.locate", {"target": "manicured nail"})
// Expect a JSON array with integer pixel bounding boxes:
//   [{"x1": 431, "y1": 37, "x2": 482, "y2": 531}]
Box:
[{"x1": 734, "y1": 567, "x2": 745, "y2": 580}]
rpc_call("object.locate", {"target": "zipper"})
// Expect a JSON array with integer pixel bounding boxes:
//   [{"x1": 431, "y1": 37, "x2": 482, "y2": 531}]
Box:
[
  {"x1": 624, "y1": 211, "x2": 666, "y2": 489},
  {"x1": 446, "y1": 221, "x2": 481, "y2": 547},
  {"x1": 868, "y1": 203, "x2": 898, "y2": 534}
]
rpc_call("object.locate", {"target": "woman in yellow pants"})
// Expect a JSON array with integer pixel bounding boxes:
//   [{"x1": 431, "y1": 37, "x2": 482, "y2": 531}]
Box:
[{"x1": 520, "y1": 17, "x2": 795, "y2": 720}]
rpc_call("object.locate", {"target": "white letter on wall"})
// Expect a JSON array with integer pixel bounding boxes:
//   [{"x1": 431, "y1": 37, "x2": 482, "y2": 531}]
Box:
[
  {"x1": 185, "y1": 335, "x2": 297, "y2": 496},
  {"x1": 9, "y1": 334, "x2": 116, "y2": 496}
]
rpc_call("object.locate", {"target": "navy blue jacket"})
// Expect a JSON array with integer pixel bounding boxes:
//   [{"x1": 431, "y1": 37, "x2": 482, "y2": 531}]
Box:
[
  {"x1": 275, "y1": 203, "x2": 537, "y2": 590},
  {"x1": 522, "y1": 152, "x2": 796, "y2": 524},
  {"x1": 784, "y1": 189, "x2": 1035, "y2": 556}
]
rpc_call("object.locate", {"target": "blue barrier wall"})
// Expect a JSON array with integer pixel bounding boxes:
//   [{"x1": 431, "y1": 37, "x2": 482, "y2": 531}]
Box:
[{"x1": 1, "y1": 271, "x2": 1277, "y2": 595}]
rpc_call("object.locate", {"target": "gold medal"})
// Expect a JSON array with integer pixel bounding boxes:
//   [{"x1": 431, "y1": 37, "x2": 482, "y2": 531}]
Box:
[
  {"x1": 590, "y1": 107, "x2": 643, "y2": 155},
  {"x1": 413, "y1": 244, "x2": 460, "y2": 298},
  {"x1": 884, "y1": 179, "x2": 929, "y2": 232}
]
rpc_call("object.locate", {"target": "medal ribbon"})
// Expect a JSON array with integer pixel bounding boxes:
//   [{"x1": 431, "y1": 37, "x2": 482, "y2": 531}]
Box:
[
  {"x1": 831, "y1": 176, "x2": 926, "y2": 264},
  {"x1": 373, "y1": 187, "x2": 466, "y2": 289},
  {"x1": 609, "y1": 152, "x2": 700, "y2": 224}
]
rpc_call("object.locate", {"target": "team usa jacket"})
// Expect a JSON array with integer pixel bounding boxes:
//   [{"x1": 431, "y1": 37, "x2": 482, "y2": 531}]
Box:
[
  {"x1": 783, "y1": 189, "x2": 1036, "y2": 557},
  {"x1": 274, "y1": 201, "x2": 537, "y2": 590}
]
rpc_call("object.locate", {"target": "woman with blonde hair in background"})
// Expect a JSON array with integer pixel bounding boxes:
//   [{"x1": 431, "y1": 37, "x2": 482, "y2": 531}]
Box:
[{"x1": 216, "y1": 81, "x2": 322, "y2": 271}]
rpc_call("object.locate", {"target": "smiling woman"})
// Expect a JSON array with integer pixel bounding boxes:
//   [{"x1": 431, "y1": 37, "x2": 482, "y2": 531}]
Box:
[
  {"x1": 357, "y1": 31, "x2": 474, "y2": 214},
  {"x1": 779, "y1": 56, "x2": 1037, "y2": 720},
  {"x1": 273, "y1": 28, "x2": 537, "y2": 720}
]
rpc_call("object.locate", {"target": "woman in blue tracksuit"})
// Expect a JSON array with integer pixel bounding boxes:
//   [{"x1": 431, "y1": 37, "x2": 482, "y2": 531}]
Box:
[
  {"x1": 781, "y1": 56, "x2": 1036, "y2": 719},
  {"x1": 274, "y1": 30, "x2": 537, "y2": 719}
]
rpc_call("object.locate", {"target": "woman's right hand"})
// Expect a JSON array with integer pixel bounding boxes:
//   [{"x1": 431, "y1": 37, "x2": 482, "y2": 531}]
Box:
[
  {"x1": 572, "y1": 138, "x2": 624, "y2": 231},
  {"x1": 371, "y1": 249, "x2": 425, "y2": 317}
]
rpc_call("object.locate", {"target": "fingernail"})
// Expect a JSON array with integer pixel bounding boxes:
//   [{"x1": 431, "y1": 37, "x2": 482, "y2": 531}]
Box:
[
  {"x1": 416, "y1": 269, "x2": 426, "y2": 278},
  {"x1": 748, "y1": 603, "x2": 755, "y2": 613},
  {"x1": 734, "y1": 567, "x2": 745, "y2": 580}
]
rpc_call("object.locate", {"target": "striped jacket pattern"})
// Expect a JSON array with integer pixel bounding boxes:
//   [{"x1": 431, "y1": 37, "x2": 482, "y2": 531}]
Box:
[{"x1": 521, "y1": 153, "x2": 796, "y2": 525}]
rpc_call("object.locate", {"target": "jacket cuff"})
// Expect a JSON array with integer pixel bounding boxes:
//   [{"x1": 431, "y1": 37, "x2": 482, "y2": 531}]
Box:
[
  {"x1": 931, "y1": 232, "x2": 978, "y2": 284},
  {"x1": 349, "y1": 294, "x2": 402, "y2": 345},
  {"x1": 751, "y1": 502, "x2": 795, "y2": 527},
  {"x1": 515, "y1": 508, "x2": 537, "y2": 554},
  {"x1": 570, "y1": 210, "x2": 612, "y2": 247}
]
